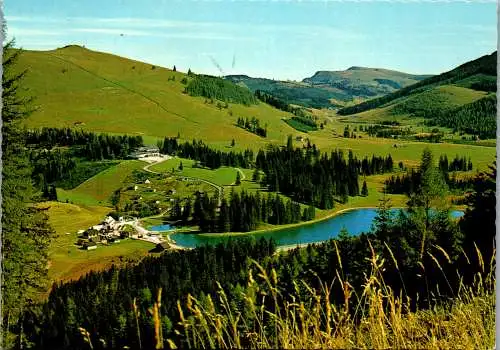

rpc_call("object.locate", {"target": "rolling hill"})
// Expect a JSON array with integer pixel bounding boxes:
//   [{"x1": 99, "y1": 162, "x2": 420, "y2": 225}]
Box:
[
  {"x1": 225, "y1": 68, "x2": 429, "y2": 109},
  {"x1": 12, "y1": 45, "x2": 496, "y2": 169},
  {"x1": 14, "y1": 45, "x2": 299, "y2": 151}
]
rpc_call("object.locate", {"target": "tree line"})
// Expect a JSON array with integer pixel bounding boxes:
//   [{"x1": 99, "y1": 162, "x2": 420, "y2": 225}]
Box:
[
  {"x1": 254, "y1": 90, "x2": 308, "y2": 117},
  {"x1": 185, "y1": 74, "x2": 257, "y2": 106},
  {"x1": 438, "y1": 154, "x2": 473, "y2": 172},
  {"x1": 172, "y1": 190, "x2": 316, "y2": 233},
  {"x1": 385, "y1": 154, "x2": 474, "y2": 195},
  {"x1": 255, "y1": 138, "x2": 393, "y2": 209},
  {"x1": 364, "y1": 124, "x2": 413, "y2": 139},
  {"x1": 158, "y1": 137, "x2": 254, "y2": 169},
  {"x1": 26, "y1": 127, "x2": 144, "y2": 161}
]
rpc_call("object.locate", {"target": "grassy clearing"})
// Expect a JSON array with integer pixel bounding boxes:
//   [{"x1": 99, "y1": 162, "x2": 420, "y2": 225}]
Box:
[
  {"x1": 150, "y1": 157, "x2": 239, "y2": 187},
  {"x1": 43, "y1": 201, "x2": 155, "y2": 284},
  {"x1": 307, "y1": 125, "x2": 495, "y2": 171},
  {"x1": 149, "y1": 157, "x2": 196, "y2": 173},
  {"x1": 57, "y1": 160, "x2": 145, "y2": 206}
]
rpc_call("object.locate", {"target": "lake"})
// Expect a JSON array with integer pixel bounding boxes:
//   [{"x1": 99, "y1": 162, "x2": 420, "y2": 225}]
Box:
[
  {"x1": 165, "y1": 208, "x2": 465, "y2": 249},
  {"x1": 149, "y1": 224, "x2": 174, "y2": 231}
]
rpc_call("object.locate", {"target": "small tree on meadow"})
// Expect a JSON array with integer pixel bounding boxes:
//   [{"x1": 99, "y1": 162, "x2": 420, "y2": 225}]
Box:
[
  {"x1": 179, "y1": 162, "x2": 184, "y2": 171},
  {"x1": 231, "y1": 139, "x2": 235, "y2": 147},
  {"x1": 173, "y1": 65, "x2": 177, "y2": 72},
  {"x1": 361, "y1": 180, "x2": 369, "y2": 196},
  {"x1": 235, "y1": 172, "x2": 241, "y2": 185}
]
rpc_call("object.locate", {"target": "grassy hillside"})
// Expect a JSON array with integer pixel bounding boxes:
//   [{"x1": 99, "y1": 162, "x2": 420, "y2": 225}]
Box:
[
  {"x1": 42, "y1": 201, "x2": 154, "y2": 284},
  {"x1": 338, "y1": 51, "x2": 496, "y2": 115},
  {"x1": 16, "y1": 45, "x2": 298, "y2": 151},
  {"x1": 16, "y1": 46, "x2": 496, "y2": 170},
  {"x1": 57, "y1": 160, "x2": 145, "y2": 206}
]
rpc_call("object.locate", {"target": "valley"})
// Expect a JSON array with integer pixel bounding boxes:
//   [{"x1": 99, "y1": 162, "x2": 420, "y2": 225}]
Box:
[
  {"x1": 2, "y1": 4, "x2": 496, "y2": 343},
  {"x1": 11, "y1": 46, "x2": 494, "y2": 285}
]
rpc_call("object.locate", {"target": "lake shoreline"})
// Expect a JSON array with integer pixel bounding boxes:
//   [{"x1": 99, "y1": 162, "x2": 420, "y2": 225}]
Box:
[
  {"x1": 166, "y1": 206, "x2": 393, "y2": 249},
  {"x1": 164, "y1": 205, "x2": 465, "y2": 250},
  {"x1": 178, "y1": 205, "x2": 402, "y2": 238}
]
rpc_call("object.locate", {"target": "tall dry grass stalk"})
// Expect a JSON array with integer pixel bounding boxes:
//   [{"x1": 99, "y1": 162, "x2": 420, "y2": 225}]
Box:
[{"x1": 168, "y1": 245, "x2": 495, "y2": 349}]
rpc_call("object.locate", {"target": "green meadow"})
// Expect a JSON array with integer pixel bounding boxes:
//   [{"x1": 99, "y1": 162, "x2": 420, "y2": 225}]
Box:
[
  {"x1": 42, "y1": 201, "x2": 156, "y2": 285},
  {"x1": 57, "y1": 160, "x2": 145, "y2": 206}
]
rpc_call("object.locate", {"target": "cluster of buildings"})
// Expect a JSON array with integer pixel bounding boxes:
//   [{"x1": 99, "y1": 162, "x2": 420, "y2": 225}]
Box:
[
  {"x1": 129, "y1": 146, "x2": 161, "y2": 159},
  {"x1": 77, "y1": 216, "x2": 134, "y2": 250}
]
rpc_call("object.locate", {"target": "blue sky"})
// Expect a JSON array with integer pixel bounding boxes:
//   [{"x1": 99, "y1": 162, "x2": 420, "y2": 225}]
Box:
[{"x1": 5, "y1": 0, "x2": 497, "y2": 80}]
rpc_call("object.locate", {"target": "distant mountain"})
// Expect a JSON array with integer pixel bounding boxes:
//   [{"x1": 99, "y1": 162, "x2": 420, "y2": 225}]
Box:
[
  {"x1": 225, "y1": 75, "x2": 339, "y2": 109},
  {"x1": 336, "y1": 52, "x2": 497, "y2": 139},
  {"x1": 303, "y1": 67, "x2": 431, "y2": 98},
  {"x1": 338, "y1": 52, "x2": 496, "y2": 116},
  {"x1": 226, "y1": 67, "x2": 431, "y2": 109}
]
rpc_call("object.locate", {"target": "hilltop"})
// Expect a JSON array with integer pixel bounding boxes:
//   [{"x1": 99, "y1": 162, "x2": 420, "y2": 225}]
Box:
[
  {"x1": 226, "y1": 67, "x2": 429, "y2": 109},
  {"x1": 304, "y1": 66, "x2": 430, "y2": 98}
]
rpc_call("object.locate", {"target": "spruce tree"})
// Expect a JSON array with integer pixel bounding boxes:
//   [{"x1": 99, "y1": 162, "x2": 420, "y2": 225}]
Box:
[
  {"x1": 235, "y1": 172, "x2": 241, "y2": 185},
  {"x1": 361, "y1": 180, "x2": 368, "y2": 196},
  {"x1": 252, "y1": 168, "x2": 260, "y2": 182},
  {"x1": 2, "y1": 40, "x2": 54, "y2": 347}
]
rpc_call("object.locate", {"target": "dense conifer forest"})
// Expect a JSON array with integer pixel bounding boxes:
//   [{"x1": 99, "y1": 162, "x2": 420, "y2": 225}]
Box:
[
  {"x1": 20, "y1": 153, "x2": 496, "y2": 349},
  {"x1": 426, "y1": 94, "x2": 497, "y2": 139},
  {"x1": 159, "y1": 137, "x2": 254, "y2": 169},
  {"x1": 185, "y1": 74, "x2": 257, "y2": 105},
  {"x1": 255, "y1": 139, "x2": 393, "y2": 208},
  {"x1": 26, "y1": 127, "x2": 144, "y2": 160},
  {"x1": 172, "y1": 190, "x2": 316, "y2": 232}
]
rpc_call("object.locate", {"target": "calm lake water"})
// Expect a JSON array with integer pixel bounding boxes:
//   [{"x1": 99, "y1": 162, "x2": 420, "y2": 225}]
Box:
[
  {"x1": 163, "y1": 208, "x2": 464, "y2": 249},
  {"x1": 149, "y1": 224, "x2": 174, "y2": 231}
]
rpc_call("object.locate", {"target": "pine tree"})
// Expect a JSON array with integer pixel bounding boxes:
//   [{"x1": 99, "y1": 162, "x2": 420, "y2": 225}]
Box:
[
  {"x1": 173, "y1": 65, "x2": 176, "y2": 72},
  {"x1": 252, "y1": 168, "x2": 260, "y2": 182},
  {"x1": 231, "y1": 139, "x2": 235, "y2": 147},
  {"x1": 235, "y1": 172, "x2": 241, "y2": 185},
  {"x1": 2, "y1": 40, "x2": 54, "y2": 347},
  {"x1": 287, "y1": 134, "x2": 293, "y2": 150},
  {"x1": 361, "y1": 180, "x2": 368, "y2": 196},
  {"x1": 179, "y1": 161, "x2": 183, "y2": 171}
]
